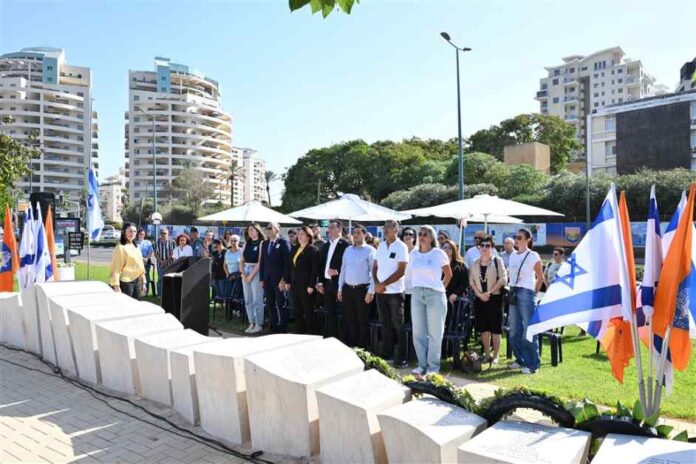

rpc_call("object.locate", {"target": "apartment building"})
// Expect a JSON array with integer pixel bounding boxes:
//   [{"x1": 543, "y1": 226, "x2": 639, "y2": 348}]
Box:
[
  {"x1": 587, "y1": 90, "x2": 696, "y2": 175},
  {"x1": 125, "y1": 57, "x2": 233, "y2": 206},
  {"x1": 536, "y1": 46, "x2": 655, "y2": 156},
  {"x1": 0, "y1": 47, "x2": 98, "y2": 198},
  {"x1": 99, "y1": 168, "x2": 127, "y2": 223},
  {"x1": 234, "y1": 147, "x2": 267, "y2": 204},
  {"x1": 677, "y1": 57, "x2": 696, "y2": 93}
]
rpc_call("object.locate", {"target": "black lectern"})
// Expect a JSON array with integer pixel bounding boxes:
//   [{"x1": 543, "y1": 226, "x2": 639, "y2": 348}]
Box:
[{"x1": 161, "y1": 257, "x2": 211, "y2": 335}]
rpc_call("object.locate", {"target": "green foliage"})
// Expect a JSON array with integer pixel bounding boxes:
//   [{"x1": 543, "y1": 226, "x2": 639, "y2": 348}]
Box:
[
  {"x1": 169, "y1": 162, "x2": 214, "y2": 218},
  {"x1": 353, "y1": 348, "x2": 402, "y2": 382},
  {"x1": 121, "y1": 201, "x2": 155, "y2": 226},
  {"x1": 632, "y1": 399, "x2": 645, "y2": 422},
  {"x1": 502, "y1": 164, "x2": 549, "y2": 199},
  {"x1": 566, "y1": 399, "x2": 601, "y2": 423},
  {"x1": 672, "y1": 430, "x2": 689, "y2": 442},
  {"x1": 656, "y1": 424, "x2": 674, "y2": 438},
  {"x1": 289, "y1": 0, "x2": 359, "y2": 17},
  {"x1": 466, "y1": 113, "x2": 580, "y2": 173}
]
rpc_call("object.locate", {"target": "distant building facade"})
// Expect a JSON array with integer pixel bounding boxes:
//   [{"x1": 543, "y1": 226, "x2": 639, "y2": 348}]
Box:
[
  {"x1": 677, "y1": 57, "x2": 696, "y2": 93},
  {"x1": 99, "y1": 168, "x2": 126, "y2": 223},
  {"x1": 587, "y1": 90, "x2": 696, "y2": 175},
  {"x1": 240, "y1": 147, "x2": 267, "y2": 203}
]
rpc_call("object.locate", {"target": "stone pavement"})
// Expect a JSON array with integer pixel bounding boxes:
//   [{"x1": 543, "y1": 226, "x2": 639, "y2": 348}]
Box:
[{"x1": 0, "y1": 345, "x2": 298, "y2": 464}]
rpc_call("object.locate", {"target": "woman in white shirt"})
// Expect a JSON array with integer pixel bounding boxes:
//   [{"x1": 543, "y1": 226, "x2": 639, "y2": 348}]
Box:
[
  {"x1": 173, "y1": 234, "x2": 193, "y2": 260},
  {"x1": 405, "y1": 225, "x2": 452, "y2": 376},
  {"x1": 507, "y1": 228, "x2": 544, "y2": 374}
]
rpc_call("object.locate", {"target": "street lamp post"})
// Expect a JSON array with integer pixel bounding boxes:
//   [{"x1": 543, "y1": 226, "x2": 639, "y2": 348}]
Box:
[
  {"x1": 152, "y1": 114, "x2": 158, "y2": 212},
  {"x1": 440, "y1": 32, "x2": 471, "y2": 201}
]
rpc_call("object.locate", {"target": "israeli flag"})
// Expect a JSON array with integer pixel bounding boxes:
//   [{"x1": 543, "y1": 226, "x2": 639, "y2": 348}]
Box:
[
  {"x1": 527, "y1": 185, "x2": 633, "y2": 340},
  {"x1": 18, "y1": 207, "x2": 36, "y2": 290},
  {"x1": 87, "y1": 168, "x2": 104, "y2": 241},
  {"x1": 637, "y1": 185, "x2": 662, "y2": 321},
  {"x1": 33, "y1": 204, "x2": 53, "y2": 283}
]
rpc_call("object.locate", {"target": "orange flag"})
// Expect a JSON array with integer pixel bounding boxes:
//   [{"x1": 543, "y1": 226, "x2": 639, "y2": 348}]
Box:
[
  {"x1": 599, "y1": 191, "x2": 637, "y2": 382},
  {"x1": 652, "y1": 183, "x2": 695, "y2": 371},
  {"x1": 45, "y1": 206, "x2": 59, "y2": 282},
  {"x1": 0, "y1": 204, "x2": 19, "y2": 291}
]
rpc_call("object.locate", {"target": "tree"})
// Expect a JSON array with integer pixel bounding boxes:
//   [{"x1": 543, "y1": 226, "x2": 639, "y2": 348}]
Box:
[
  {"x1": 264, "y1": 170, "x2": 279, "y2": 206},
  {"x1": 170, "y1": 162, "x2": 214, "y2": 218},
  {"x1": 381, "y1": 182, "x2": 499, "y2": 211},
  {"x1": 289, "y1": 0, "x2": 359, "y2": 18},
  {"x1": 500, "y1": 164, "x2": 549, "y2": 199},
  {"x1": 227, "y1": 160, "x2": 245, "y2": 207},
  {"x1": 465, "y1": 114, "x2": 580, "y2": 173},
  {"x1": 444, "y1": 152, "x2": 509, "y2": 188},
  {"x1": 0, "y1": 118, "x2": 40, "y2": 212}
]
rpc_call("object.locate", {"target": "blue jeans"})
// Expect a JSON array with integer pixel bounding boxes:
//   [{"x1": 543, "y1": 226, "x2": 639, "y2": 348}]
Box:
[
  {"x1": 156, "y1": 263, "x2": 166, "y2": 297},
  {"x1": 508, "y1": 287, "x2": 541, "y2": 371},
  {"x1": 242, "y1": 264, "x2": 264, "y2": 326},
  {"x1": 411, "y1": 287, "x2": 448, "y2": 372}
]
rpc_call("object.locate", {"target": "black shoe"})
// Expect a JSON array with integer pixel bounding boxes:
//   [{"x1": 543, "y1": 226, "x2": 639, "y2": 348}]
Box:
[{"x1": 394, "y1": 360, "x2": 408, "y2": 368}]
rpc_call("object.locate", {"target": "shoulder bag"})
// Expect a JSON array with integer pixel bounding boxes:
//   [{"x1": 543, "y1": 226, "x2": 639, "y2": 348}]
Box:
[{"x1": 507, "y1": 251, "x2": 530, "y2": 306}]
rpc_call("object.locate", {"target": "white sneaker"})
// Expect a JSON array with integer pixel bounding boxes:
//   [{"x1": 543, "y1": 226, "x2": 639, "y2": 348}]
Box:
[
  {"x1": 491, "y1": 357, "x2": 499, "y2": 365},
  {"x1": 521, "y1": 367, "x2": 536, "y2": 375},
  {"x1": 249, "y1": 325, "x2": 263, "y2": 334},
  {"x1": 411, "y1": 367, "x2": 426, "y2": 376},
  {"x1": 244, "y1": 324, "x2": 254, "y2": 333},
  {"x1": 509, "y1": 362, "x2": 522, "y2": 369}
]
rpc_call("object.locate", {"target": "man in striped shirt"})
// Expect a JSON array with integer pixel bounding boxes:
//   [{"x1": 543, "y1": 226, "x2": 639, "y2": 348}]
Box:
[{"x1": 155, "y1": 227, "x2": 176, "y2": 296}]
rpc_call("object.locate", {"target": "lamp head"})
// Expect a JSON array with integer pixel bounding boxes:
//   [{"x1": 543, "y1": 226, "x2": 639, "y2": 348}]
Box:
[{"x1": 440, "y1": 32, "x2": 451, "y2": 41}]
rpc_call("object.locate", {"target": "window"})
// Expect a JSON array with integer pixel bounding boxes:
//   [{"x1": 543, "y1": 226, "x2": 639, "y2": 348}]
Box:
[
  {"x1": 77, "y1": 74, "x2": 82, "y2": 78},
  {"x1": 554, "y1": 69, "x2": 560, "y2": 76},
  {"x1": 552, "y1": 78, "x2": 559, "y2": 85},
  {"x1": 594, "y1": 102, "x2": 599, "y2": 108},
  {"x1": 611, "y1": 90, "x2": 615, "y2": 95},
  {"x1": 594, "y1": 73, "x2": 599, "y2": 78},
  {"x1": 601, "y1": 91, "x2": 605, "y2": 96},
  {"x1": 134, "y1": 95, "x2": 140, "y2": 101},
  {"x1": 691, "y1": 134, "x2": 696, "y2": 147},
  {"x1": 602, "y1": 82, "x2": 605, "y2": 87},
  {"x1": 569, "y1": 67, "x2": 575, "y2": 73},
  {"x1": 618, "y1": 78, "x2": 623, "y2": 84},
  {"x1": 594, "y1": 92, "x2": 599, "y2": 98},
  {"x1": 611, "y1": 80, "x2": 615, "y2": 85},
  {"x1": 161, "y1": 76, "x2": 167, "y2": 81},
  {"x1": 47, "y1": 66, "x2": 53, "y2": 71},
  {"x1": 618, "y1": 98, "x2": 623, "y2": 103},
  {"x1": 602, "y1": 101, "x2": 605, "y2": 105},
  {"x1": 552, "y1": 97, "x2": 559, "y2": 104},
  {"x1": 605, "y1": 118, "x2": 616, "y2": 131},
  {"x1": 77, "y1": 92, "x2": 84, "y2": 96},
  {"x1": 581, "y1": 66, "x2": 588, "y2": 71},
  {"x1": 618, "y1": 88, "x2": 623, "y2": 93},
  {"x1": 541, "y1": 83, "x2": 547, "y2": 90},
  {"x1": 691, "y1": 104, "x2": 696, "y2": 119},
  {"x1": 605, "y1": 141, "x2": 617, "y2": 157},
  {"x1": 594, "y1": 83, "x2": 599, "y2": 88},
  {"x1": 618, "y1": 68, "x2": 623, "y2": 74}
]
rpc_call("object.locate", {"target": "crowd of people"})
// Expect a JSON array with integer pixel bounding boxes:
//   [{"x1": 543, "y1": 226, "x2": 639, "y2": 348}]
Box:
[{"x1": 109, "y1": 220, "x2": 567, "y2": 376}]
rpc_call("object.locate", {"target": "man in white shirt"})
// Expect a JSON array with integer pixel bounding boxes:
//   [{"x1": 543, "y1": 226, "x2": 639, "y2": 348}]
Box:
[
  {"x1": 372, "y1": 219, "x2": 409, "y2": 367},
  {"x1": 317, "y1": 220, "x2": 350, "y2": 339}
]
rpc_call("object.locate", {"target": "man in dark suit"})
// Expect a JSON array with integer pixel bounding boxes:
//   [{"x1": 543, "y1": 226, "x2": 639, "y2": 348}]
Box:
[
  {"x1": 317, "y1": 220, "x2": 350, "y2": 340},
  {"x1": 260, "y1": 222, "x2": 291, "y2": 333}
]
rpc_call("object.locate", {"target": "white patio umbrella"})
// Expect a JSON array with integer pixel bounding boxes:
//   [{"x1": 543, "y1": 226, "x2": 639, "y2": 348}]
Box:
[
  {"x1": 289, "y1": 193, "x2": 411, "y2": 229},
  {"x1": 196, "y1": 201, "x2": 301, "y2": 225}
]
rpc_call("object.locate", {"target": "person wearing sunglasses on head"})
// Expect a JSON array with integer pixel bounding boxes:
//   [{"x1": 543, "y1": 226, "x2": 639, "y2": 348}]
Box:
[
  {"x1": 469, "y1": 235, "x2": 507, "y2": 364},
  {"x1": 154, "y1": 227, "x2": 176, "y2": 297},
  {"x1": 400, "y1": 227, "x2": 417, "y2": 325},
  {"x1": 507, "y1": 228, "x2": 544, "y2": 374}
]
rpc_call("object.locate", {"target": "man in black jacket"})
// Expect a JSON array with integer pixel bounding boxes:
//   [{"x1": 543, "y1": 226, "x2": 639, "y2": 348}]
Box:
[
  {"x1": 260, "y1": 222, "x2": 291, "y2": 333},
  {"x1": 317, "y1": 220, "x2": 350, "y2": 340}
]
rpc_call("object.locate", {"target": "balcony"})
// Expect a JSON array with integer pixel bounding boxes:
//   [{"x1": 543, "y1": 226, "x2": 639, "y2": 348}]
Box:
[
  {"x1": 563, "y1": 95, "x2": 578, "y2": 103},
  {"x1": 535, "y1": 90, "x2": 548, "y2": 99},
  {"x1": 565, "y1": 114, "x2": 578, "y2": 121},
  {"x1": 563, "y1": 77, "x2": 577, "y2": 85}
]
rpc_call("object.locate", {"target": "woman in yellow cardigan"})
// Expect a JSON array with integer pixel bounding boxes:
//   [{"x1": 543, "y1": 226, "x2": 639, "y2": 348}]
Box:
[{"x1": 109, "y1": 223, "x2": 146, "y2": 299}]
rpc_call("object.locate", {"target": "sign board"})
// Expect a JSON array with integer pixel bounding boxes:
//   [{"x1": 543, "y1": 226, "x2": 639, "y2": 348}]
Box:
[
  {"x1": 319, "y1": 220, "x2": 330, "y2": 227},
  {"x1": 55, "y1": 217, "x2": 81, "y2": 256},
  {"x1": 68, "y1": 232, "x2": 85, "y2": 251}
]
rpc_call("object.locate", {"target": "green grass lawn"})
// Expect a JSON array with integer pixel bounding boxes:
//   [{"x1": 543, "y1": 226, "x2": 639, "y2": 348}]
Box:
[{"x1": 63, "y1": 262, "x2": 696, "y2": 421}]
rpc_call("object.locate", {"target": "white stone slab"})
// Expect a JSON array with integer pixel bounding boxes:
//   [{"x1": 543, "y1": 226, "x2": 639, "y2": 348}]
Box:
[
  {"x1": 0, "y1": 292, "x2": 22, "y2": 348},
  {"x1": 378, "y1": 397, "x2": 487, "y2": 464},
  {"x1": 134, "y1": 329, "x2": 214, "y2": 406},
  {"x1": 35, "y1": 281, "x2": 112, "y2": 364},
  {"x1": 19, "y1": 285, "x2": 41, "y2": 355},
  {"x1": 457, "y1": 420, "x2": 591, "y2": 464},
  {"x1": 170, "y1": 343, "x2": 217, "y2": 425},
  {"x1": 245, "y1": 337, "x2": 364, "y2": 457},
  {"x1": 49, "y1": 293, "x2": 135, "y2": 377},
  {"x1": 316, "y1": 369, "x2": 411, "y2": 464},
  {"x1": 95, "y1": 313, "x2": 183, "y2": 395},
  {"x1": 194, "y1": 334, "x2": 321, "y2": 446},
  {"x1": 592, "y1": 433, "x2": 696, "y2": 464},
  {"x1": 68, "y1": 302, "x2": 164, "y2": 384}
]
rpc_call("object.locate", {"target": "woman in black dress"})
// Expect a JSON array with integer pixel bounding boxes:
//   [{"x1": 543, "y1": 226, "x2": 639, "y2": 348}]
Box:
[
  {"x1": 469, "y1": 235, "x2": 508, "y2": 363},
  {"x1": 286, "y1": 225, "x2": 320, "y2": 334},
  {"x1": 441, "y1": 239, "x2": 468, "y2": 330}
]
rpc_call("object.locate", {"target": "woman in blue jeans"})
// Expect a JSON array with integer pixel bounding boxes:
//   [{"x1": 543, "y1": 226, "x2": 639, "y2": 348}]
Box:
[
  {"x1": 406, "y1": 225, "x2": 452, "y2": 375},
  {"x1": 507, "y1": 228, "x2": 544, "y2": 374},
  {"x1": 240, "y1": 223, "x2": 266, "y2": 334}
]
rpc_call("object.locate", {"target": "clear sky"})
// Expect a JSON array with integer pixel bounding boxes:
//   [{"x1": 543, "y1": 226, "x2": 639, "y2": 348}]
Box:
[{"x1": 1, "y1": 0, "x2": 694, "y2": 203}]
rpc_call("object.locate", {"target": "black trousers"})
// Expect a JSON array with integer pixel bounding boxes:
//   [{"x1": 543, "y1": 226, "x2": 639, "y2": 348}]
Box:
[
  {"x1": 376, "y1": 293, "x2": 405, "y2": 363},
  {"x1": 292, "y1": 284, "x2": 316, "y2": 335},
  {"x1": 323, "y1": 281, "x2": 341, "y2": 340},
  {"x1": 119, "y1": 277, "x2": 142, "y2": 300},
  {"x1": 264, "y1": 279, "x2": 288, "y2": 332},
  {"x1": 342, "y1": 284, "x2": 370, "y2": 348}
]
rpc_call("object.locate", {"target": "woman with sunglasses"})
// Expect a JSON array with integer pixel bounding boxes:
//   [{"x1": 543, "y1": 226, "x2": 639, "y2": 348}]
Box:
[
  {"x1": 469, "y1": 235, "x2": 507, "y2": 364},
  {"x1": 405, "y1": 225, "x2": 452, "y2": 375},
  {"x1": 545, "y1": 247, "x2": 565, "y2": 286},
  {"x1": 507, "y1": 228, "x2": 543, "y2": 374},
  {"x1": 441, "y1": 239, "x2": 468, "y2": 324},
  {"x1": 400, "y1": 227, "x2": 417, "y2": 325}
]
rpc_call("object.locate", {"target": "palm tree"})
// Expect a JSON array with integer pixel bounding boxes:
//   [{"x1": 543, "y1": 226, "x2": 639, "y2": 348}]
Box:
[
  {"x1": 227, "y1": 160, "x2": 245, "y2": 207},
  {"x1": 264, "y1": 170, "x2": 279, "y2": 206}
]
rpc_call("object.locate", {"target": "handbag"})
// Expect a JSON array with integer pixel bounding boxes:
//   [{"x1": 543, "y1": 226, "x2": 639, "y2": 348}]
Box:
[{"x1": 508, "y1": 251, "x2": 531, "y2": 306}]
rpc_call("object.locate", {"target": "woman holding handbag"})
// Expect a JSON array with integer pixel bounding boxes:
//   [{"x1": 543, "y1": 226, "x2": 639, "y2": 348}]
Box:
[
  {"x1": 469, "y1": 235, "x2": 507, "y2": 364},
  {"x1": 507, "y1": 228, "x2": 544, "y2": 374}
]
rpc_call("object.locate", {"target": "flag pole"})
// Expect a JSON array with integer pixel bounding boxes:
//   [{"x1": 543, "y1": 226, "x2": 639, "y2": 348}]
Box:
[
  {"x1": 647, "y1": 316, "x2": 654, "y2": 415},
  {"x1": 629, "y1": 312, "x2": 648, "y2": 413},
  {"x1": 652, "y1": 324, "x2": 672, "y2": 413}
]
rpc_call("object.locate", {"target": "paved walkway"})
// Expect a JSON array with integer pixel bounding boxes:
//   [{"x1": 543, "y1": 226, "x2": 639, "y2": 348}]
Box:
[{"x1": 0, "y1": 345, "x2": 296, "y2": 464}]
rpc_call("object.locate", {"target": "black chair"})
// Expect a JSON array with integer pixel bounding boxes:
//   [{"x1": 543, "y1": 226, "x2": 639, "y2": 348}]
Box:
[
  {"x1": 368, "y1": 320, "x2": 382, "y2": 354},
  {"x1": 443, "y1": 297, "x2": 473, "y2": 370},
  {"x1": 538, "y1": 331, "x2": 564, "y2": 366}
]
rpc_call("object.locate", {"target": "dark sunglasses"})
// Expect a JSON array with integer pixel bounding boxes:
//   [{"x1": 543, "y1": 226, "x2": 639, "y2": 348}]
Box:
[
  {"x1": 418, "y1": 231, "x2": 430, "y2": 237},
  {"x1": 403, "y1": 232, "x2": 415, "y2": 236},
  {"x1": 478, "y1": 243, "x2": 492, "y2": 249},
  {"x1": 515, "y1": 235, "x2": 526, "y2": 241}
]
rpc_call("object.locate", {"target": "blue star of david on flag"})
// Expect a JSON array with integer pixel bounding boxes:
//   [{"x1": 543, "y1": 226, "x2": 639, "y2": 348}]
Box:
[{"x1": 552, "y1": 253, "x2": 587, "y2": 289}]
